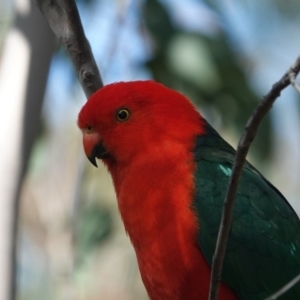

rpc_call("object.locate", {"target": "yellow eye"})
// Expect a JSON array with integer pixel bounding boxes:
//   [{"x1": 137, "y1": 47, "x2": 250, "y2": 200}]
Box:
[{"x1": 116, "y1": 108, "x2": 131, "y2": 122}]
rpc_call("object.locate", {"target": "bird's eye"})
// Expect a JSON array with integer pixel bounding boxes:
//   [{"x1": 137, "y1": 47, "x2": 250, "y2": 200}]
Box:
[
  {"x1": 116, "y1": 108, "x2": 131, "y2": 122},
  {"x1": 86, "y1": 125, "x2": 93, "y2": 131}
]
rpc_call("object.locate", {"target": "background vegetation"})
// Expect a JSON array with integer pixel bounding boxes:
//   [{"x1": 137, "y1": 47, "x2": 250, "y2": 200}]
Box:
[{"x1": 1, "y1": 0, "x2": 300, "y2": 299}]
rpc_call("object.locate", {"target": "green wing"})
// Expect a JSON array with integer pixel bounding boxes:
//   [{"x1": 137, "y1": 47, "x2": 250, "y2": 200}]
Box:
[{"x1": 194, "y1": 120, "x2": 300, "y2": 300}]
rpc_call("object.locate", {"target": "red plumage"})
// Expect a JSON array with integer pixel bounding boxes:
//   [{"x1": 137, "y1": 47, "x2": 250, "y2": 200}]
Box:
[{"x1": 78, "y1": 81, "x2": 237, "y2": 299}]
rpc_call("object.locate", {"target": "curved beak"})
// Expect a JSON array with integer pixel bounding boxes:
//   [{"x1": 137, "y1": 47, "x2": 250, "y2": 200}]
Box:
[
  {"x1": 88, "y1": 142, "x2": 110, "y2": 167},
  {"x1": 88, "y1": 145, "x2": 99, "y2": 167},
  {"x1": 83, "y1": 132, "x2": 110, "y2": 168}
]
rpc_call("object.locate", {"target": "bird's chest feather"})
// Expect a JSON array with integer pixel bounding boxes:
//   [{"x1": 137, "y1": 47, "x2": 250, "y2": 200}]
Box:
[{"x1": 109, "y1": 154, "x2": 237, "y2": 300}]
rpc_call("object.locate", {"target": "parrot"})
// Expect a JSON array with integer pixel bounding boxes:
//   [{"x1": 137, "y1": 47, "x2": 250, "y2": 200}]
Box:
[{"x1": 77, "y1": 80, "x2": 300, "y2": 300}]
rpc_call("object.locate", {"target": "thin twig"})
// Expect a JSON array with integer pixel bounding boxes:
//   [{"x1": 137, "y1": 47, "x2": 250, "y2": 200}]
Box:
[
  {"x1": 265, "y1": 273, "x2": 300, "y2": 300},
  {"x1": 208, "y1": 54, "x2": 300, "y2": 300},
  {"x1": 289, "y1": 72, "x2": 300, "y2": 94},
  {"x1": 36, "y1": 0, "x2": 103, "y2": 97}
]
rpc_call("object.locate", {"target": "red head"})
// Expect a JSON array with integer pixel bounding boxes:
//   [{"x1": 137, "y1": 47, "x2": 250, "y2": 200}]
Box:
[{"x1": 77, "y1": 81, "x2": 204, "y2": 169}]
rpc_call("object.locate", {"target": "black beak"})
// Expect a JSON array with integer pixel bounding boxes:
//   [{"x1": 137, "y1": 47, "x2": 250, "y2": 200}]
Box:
[{"x1": 88, "y1": 142, "x2": 110, "y2": 168}]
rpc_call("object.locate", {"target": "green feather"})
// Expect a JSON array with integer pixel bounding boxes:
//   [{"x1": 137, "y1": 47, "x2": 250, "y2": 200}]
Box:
[{"x1": 194, "y1": 120, "x2": 300, "y2": 299}]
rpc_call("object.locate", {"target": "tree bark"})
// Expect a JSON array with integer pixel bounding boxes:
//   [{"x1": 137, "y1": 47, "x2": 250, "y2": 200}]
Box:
[{"x1": 36, "y1": 0, "x2": 103, "y2": 97}]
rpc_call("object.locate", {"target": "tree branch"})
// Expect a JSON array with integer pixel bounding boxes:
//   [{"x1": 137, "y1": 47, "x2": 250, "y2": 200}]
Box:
[
  {"x1": 35, "y1": 0, "x2": 103, "y2": 98},
  {"x1": 208, "y1": 55, "x2": 300, "y2": 300},
  {"x1": 265, "y1": 273, "x2": 300, "y2": 300},
  {"x1": 289, "y1": 70, "x2": 300, "y2": 94}
]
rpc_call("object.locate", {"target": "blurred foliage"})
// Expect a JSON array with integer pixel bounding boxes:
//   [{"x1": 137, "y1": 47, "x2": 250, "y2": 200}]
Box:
[
  {"x1": 143, "y1": 0, "x2": 272, "y2": 161},
  {"x1": 76, "y1": 203, "x2": 112, "y2": 266},
  {"x1": 12, "y1": 0, "x2": 300, "y2": 299},
  {"x1": 265, "y1": 0, "x2": 300, "y2": 19}
]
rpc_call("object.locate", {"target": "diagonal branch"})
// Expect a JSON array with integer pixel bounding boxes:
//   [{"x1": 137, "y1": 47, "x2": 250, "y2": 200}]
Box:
[
  {"x1": 289, "y1": 70, "x2": 300, "y2": 94},
  {"x1": 265, "y1": 273, "x2": 300, "y2": 300},
  {"x1": 36, "y1": 0, "x2": 103, "y2": 98},
  {"x1": 208, "y1": 55, "x2": 300, "y2": 300}
]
